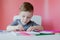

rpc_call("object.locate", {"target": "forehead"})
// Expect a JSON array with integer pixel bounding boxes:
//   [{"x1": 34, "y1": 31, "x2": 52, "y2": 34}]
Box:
[{"x1": 20, "y1": 11, "x2": 33, "y2": 16}]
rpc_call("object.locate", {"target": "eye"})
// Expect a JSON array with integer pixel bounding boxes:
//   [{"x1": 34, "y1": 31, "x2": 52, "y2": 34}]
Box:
[
  {"x1": 27, "y1": 17, "x2": 31, "y2": 19},
  {"x1": 22, "y1": 16, "x2": 25, "y2": 17}
]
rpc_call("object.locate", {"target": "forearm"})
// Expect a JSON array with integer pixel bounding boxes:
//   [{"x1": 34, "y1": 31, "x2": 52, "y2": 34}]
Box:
[
  {"x1": 6, "y1": 25, "x2": 19, "y2": 31},
  {"x1": 34, "y1": 26, "x2": 44, "y2": 31}
]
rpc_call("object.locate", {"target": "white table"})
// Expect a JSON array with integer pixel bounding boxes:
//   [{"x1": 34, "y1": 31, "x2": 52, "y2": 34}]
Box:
[{"x1": 0, "y1": 32, "x2": 60, "y2": 40}]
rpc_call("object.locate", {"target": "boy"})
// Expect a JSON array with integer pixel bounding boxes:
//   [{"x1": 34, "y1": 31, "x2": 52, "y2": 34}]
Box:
[{"x1": 6, "y1": 2, "x2": 44, "y2": 32}]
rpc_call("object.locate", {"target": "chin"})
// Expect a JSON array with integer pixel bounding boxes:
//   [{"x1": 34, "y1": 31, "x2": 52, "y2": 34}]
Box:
[{"x1": 22, "y1": 22, "x2": 27, "y2": 25}]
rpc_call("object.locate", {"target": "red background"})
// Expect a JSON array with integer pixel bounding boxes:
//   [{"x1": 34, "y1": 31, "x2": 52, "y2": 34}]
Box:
[{"x1": 0, "y1": 0, "x2": 60, "y2": 31}]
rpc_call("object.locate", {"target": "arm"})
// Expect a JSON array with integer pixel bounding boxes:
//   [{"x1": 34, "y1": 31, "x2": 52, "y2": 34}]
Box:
[
  {"x1": 6, "y1": 19, "x2": 24, "y2": 31},
  {"x1": 27, "y1": 21, "x2": 44, "y2": 32},
  {"x1": 27, "y1": 25, "x2": 44, "y2": 32},
  {"x1": 34, "y1": 25, "x2": 44, "y2": 31},
  {"x1": 6, "y1": 25, "x2": 25, "y2": 32},
  {"x1": 6, "y1": 25, "x2": 19, "y2": 31},
  {"x1": 6, "y1": 20, "x2": 19, "y2": 31}
]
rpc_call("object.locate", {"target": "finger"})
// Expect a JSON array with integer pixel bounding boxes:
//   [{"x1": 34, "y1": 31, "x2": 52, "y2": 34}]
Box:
[{"x1": 27, "y1": 28, "x2": 32, "y2": 32}]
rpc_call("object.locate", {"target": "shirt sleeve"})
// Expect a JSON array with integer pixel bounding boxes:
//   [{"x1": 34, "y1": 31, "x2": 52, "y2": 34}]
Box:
[{"x1": 10, "y1": 19, "x2": 19, "y2": 26}]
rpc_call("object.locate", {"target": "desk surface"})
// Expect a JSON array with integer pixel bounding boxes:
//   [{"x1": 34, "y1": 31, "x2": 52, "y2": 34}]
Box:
[{"x1": 0, "y1": 31, "x2": 60, "y2": 40}]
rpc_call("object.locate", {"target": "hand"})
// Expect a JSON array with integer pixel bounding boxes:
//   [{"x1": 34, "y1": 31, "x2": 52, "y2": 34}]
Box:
[
  {"x1": 16, "y1": 25, "x2": 25, "y2": 31},
  {"x1": 6, "y1": 25, "x2": 25, "y2": 32},
  {"x1": 27, "y1": 26, "x2": 35, "y2": 32}
]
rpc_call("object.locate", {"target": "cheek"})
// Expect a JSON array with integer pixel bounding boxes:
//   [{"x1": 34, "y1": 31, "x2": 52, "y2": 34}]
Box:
[
  {"x1": 27, "y1": 19, "x2": 31, "y2": 22},
  {"x1": 20, "y1": 17, "x2": 24, "y2": 21}
]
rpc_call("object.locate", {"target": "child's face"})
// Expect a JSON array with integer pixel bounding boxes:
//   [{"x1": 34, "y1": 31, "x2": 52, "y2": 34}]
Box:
[{"x1": 19, "y1": 11, "x2": 33, "y2": 25}]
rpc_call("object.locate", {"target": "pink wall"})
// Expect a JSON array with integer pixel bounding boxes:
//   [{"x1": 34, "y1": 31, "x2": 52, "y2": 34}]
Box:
[
  {"x1": 0, "y1": 0, "x2": 60, "y2": 31},
  {"x1": 42, "y1": 0, "x2": 60, "y2": 31},
  {"x1": 0, "y1": 0, "x2": 19, "y2": 30},
  {"x1": 0, "y1": 0, "x2": 2, "y2": 29},
  {"x1": 48, "y1": 0, "x2": 60, "y2": 31}
]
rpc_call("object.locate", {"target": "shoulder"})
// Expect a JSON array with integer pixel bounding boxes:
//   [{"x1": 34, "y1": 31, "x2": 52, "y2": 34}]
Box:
[
  {"x1": 15, "y1": 19, "x2": 20, "y2": 22},
  {"x1": 11, "y1": 19, "x2": 21, "y2": 26}
]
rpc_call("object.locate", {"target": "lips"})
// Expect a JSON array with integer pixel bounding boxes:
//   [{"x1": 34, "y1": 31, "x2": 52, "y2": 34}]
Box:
[{"x1": 21, "y1": 22, "x2": 27, "y2": 25}]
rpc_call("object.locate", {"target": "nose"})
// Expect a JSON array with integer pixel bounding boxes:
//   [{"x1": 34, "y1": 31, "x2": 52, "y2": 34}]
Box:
[{"x1": 24, "y1": 17, "x2": 27, "y2": 22}]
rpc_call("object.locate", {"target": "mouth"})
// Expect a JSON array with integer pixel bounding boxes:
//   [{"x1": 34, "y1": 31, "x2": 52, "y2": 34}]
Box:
[{"x1": 22, "y1": 22, "x2": 27, "y2": 25}]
